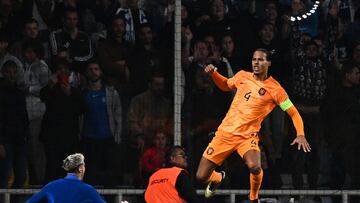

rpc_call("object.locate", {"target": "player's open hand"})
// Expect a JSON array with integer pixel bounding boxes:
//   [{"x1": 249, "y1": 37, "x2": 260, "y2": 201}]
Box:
[
  {"x1": 204, "y1": 64, "x2": 217, "y2": 74},
  {"x1": 290, "y1": 136, "x2": 311, "y2": 152}
]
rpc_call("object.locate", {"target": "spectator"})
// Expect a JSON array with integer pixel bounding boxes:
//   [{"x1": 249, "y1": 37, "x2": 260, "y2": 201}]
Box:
[
  {"x1": 0, "y1": 60, "x2": 29, "y2": 189},
  {"x1": 143, "y1": 0, "x2": 171, "y2": 36},
  {"x1": 49, "y1": 8, "x2": 93, "y2": 73},
  {"x1": 129, "y1": 23, "x2": 171, "y2": 96},
  {"x1": 81, "y1": 60, "x2": 122, "y2": 188},
  {"x1": 194, "y1": 0, "x2": 236, "y2": 40},
  {"x1": 10, "y1": 18, "x2": 51, "y2": 64},
  {"x1": 0, "y1": 0, "x2": 23, "y2": 42},
  {"x1": 127, "y1": 71, "x2": 172, "y2": 148},
  {"x1": 97, "y1": 15, "x2": 131, "y2": 93},
  {"x1": 289, "y1": 24, "x2": 326, "y2": 189},
  {"x1": 26, "y1": 153, "x2": 106, "y2": 203},
  {"x1": 23, "y1": 39, "x2": 51, "y2": 186},
  {"x1": 92, "y1": 0, "x2": 120, "y2": 31},
  {"x1": 40, "y1": 59, "x2": 82, "y2": 182},
  {"x1": 186, "y1": 37, "x2": 234, "y2": 97},
  {"x1": 220, "y1": 32, "x2": 242, "y2": 73},
  {"x1": 0, "y1": 31, "x2": 23, "y2": 85},
  {"x1": 140, "y1": 130, "x2": 169, "y2": 183},
  {"x1": 115, "y1": 0, "x2": 149, "y2": 44},
  {"x1": 144, "y1": 146, "x2": 200, "y2": 203},
  {"x1": 21, "y1": 0, "x2": 55, "y2": 32},
  {"x1": 321, "y1": 60, "x2": 360, "y2": 203}
]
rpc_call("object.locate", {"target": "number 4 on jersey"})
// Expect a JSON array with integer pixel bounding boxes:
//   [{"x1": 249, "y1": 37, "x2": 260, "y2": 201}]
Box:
[{"x1": 244, "y1": 91, "x2": 251, "y2": 101}]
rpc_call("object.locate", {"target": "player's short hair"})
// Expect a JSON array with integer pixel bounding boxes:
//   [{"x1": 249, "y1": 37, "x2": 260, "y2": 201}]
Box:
[
  {"x1": 255, "y1": 48, "x2": 273, "y2": 61},
  {"x1": 62, "y1": 153, "x2": 85, "y2": 173}
]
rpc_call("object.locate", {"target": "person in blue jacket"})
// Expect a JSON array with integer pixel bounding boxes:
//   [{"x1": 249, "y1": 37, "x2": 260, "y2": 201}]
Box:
[{"x1": 26, "y1": 153, "x2": 106, "y2": 203}]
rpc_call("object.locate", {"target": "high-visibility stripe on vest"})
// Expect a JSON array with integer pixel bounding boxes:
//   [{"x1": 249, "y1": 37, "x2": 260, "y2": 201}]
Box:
[{"x1": 144, "y1": 167, "x2": 186, "y2": 203}]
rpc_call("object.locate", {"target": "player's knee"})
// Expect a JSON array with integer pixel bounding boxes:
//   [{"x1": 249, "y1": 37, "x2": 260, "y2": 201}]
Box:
[{"x1": 246, "y1": 161, "x2": 261, "y2": 174}]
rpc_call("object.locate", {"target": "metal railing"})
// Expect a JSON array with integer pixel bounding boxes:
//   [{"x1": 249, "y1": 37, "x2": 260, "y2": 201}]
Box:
[{"x1": 1, "y1": 189, "x2": 360, "y2": 203}]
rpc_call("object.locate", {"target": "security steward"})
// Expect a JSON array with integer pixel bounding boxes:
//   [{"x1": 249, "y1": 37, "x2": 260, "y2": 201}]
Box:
[{"x1": 144, "y1": 146, "x2": 200, "y2": 203}]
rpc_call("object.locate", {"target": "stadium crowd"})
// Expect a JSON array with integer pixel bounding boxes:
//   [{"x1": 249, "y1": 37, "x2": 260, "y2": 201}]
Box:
[{"x1": 0, "y1": 0, "x2": 360, "y2": 202}]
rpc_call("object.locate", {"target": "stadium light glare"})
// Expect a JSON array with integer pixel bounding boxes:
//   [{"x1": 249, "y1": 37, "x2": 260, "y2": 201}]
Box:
[{"x1": 289, "y1": 1, "x2": 319, "y2": 22}]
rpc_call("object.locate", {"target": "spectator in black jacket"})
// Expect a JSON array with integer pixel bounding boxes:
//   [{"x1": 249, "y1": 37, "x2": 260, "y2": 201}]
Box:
[
  {"x1": 40, "y1": 59, "x2": 82, "y2": 182},
  {"x1": 49, "y1": 8, "x2": 93, "y2": 73},
  {"x1": 0, "y1": 60, "x2": 29, "y2": 189}
]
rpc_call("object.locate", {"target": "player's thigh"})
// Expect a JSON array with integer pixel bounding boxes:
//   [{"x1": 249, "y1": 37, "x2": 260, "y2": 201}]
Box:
[
  {"x1": 236, "y1": 135, "x2": 260, "y2": 161},
  {"x1": 202, "y1": 132, "x2": 236, "y2": 166}
]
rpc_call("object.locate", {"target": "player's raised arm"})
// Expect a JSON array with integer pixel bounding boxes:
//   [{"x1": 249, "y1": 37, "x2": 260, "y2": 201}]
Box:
[
  {"x1": 285, "y1": 104, "x2": 311, "y2": 152},
  {"x1": 204, "y1": 64, "x2": 232, "y2": 91}
]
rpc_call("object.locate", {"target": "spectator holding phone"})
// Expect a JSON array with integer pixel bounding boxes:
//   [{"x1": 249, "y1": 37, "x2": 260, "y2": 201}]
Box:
[{"x1": 40, "y1": 59, "x2": 83, "y2": 182}]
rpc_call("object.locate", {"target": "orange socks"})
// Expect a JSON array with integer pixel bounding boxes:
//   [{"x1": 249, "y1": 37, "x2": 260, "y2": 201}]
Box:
[
  {"x1": 249, "y1": 169, "x2": 263, "y2": 200},
  {"x1": 208, "y1": 171, "x2": 222, "y2": 184}
]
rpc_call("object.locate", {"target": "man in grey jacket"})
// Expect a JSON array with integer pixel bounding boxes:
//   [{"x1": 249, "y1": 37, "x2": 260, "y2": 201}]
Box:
[{"x1": 81, "y1": 60, "x2": 122, "y2": 189}]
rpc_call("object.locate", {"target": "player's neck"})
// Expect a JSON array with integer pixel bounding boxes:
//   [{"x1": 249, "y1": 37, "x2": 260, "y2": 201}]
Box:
[{"x1": 253, "y1": 73, "x2": 268, "y2": 81}]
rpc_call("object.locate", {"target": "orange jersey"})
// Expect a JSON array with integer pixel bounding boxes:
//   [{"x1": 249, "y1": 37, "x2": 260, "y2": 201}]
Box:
[{"x1": 218, "y1": 70, "x2": 289, "y2": 136}]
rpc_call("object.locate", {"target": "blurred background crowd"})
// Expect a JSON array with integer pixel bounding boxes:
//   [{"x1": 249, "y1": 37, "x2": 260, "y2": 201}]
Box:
[{"x1": 0, "y1": 0, "x2": 360, "y2": 202}]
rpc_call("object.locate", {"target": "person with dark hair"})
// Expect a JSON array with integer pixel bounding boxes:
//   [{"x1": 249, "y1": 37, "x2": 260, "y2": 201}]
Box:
[
  {"x1": 0, "y1": 60, "x2": 29, "y2": 190},
  {"x1": 49, "y1": 8, "x2": 93, "y2": 72},
  {"x1": 40, "y1": 59, "x2": 82, "y2": 182},
  {"x1": 96, "y1": 15, "x2": 132, "y2": 93},
  {"x1": 196, "y1": 48, "x2": 311, "y2": 202},
  {"x1": 26, "y1": 153, "x2": 106, "y2": 203},
  {"x1": 0, "y1": 30, "x2": 24, "y2": 85},
  {"x1": 114, "y1": 0, "x2": 149, "y2": 44},
  {"x1": 23, "y1": 38, "x2": 51, "y2": 186},
  {"x1": 144, "y1": 146, "x2": 200, "y2": 203},
  {"x1": 81, "y1": 61, "x2": 122, "y2": 188},
  {"x1": 10, "y1": 18, "x2": 51, "y2": 64},
  {"x1": 127, "y1": 71, "x2": 172, "y2": 148},
  {"x1": 140, "y1": 130, "x2": 170, "y2": 184},
  {"x1": 321, "y1": 60, "x2": 360, "y2": 203},
  {"x1": 129, "y1": 22, "x2": 172, "y2": 96}
]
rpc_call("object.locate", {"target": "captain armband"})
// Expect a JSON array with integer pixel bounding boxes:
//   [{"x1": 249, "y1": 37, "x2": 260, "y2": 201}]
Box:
[{"x1": 279, "y1": 99, "x2": 293, "y2": 111}]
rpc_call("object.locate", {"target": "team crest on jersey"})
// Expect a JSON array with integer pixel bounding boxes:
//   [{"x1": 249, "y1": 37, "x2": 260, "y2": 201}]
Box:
[
  {"x1": 207, "y1": 147, "x2": 214, "y2": 155},
  {"x1": 258, "y1": 88, "x2": 266, "y2": 96}
]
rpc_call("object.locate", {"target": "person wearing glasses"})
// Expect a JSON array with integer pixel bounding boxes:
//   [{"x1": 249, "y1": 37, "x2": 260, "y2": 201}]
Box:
[{"x1": 144, "y1": 146, "x2": 200, "y2": 203}]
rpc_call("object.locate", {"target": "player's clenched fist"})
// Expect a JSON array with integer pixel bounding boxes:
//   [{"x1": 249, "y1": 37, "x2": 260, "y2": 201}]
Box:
[{"x1": 204, "y1": 64, "x2": 217, "y2": 74}]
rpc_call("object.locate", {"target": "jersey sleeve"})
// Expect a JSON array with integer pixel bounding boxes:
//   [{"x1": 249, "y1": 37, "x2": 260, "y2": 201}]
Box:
[
  {"x1": 273, "y1": 87, "x2": 292, "y2": 111},
  {"x1": 226, "y1": 70, "x2": 242, "y2": 89}
]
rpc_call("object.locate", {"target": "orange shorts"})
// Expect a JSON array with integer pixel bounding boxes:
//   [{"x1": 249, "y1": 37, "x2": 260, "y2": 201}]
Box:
[{"x1": 202, "y1": 130, "x2": 260, "y2": 166}]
